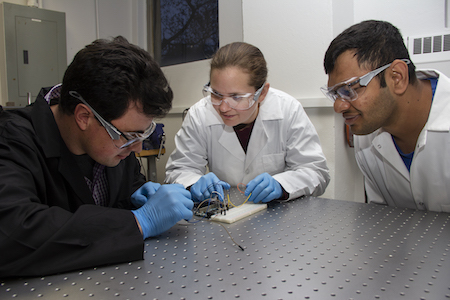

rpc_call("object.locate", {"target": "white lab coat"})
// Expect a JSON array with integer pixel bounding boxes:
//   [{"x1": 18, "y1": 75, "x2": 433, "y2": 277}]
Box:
[
  {"x1": 165, "y1": 88, "x2": 330, "y2": 200},
  {"x1": 355, "y1": 69, "x2": 450, "y2": 212}
]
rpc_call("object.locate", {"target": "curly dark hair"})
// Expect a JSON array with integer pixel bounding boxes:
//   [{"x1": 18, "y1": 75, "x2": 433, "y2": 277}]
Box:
[{"x1": 59, "y1": 36, "x2": 173, "y2": 121}]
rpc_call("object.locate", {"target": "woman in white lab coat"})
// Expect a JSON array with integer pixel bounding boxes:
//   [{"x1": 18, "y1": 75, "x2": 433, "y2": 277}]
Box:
[{"x1": 165, "y1": 42, "x2": 330, "y2": 203}]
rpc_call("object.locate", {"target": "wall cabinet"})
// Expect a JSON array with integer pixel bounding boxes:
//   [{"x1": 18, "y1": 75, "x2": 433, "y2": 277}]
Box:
[{"x1": 0, "y1": 2, "x2": 66, "y2": 107}]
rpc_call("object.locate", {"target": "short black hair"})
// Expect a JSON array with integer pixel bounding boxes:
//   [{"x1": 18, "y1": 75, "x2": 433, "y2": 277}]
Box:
[
  {"x1": 324, "y1": 20, "x2": 416, "y2": 86},
  {"x1": 60, "y1": 36, "x2": 173, "y2": 121}
]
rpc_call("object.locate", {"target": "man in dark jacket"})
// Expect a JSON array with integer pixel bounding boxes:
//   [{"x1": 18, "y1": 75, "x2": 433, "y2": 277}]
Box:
[{"x1": 0, "y1": 36, "x2": 193, "y2": 277}]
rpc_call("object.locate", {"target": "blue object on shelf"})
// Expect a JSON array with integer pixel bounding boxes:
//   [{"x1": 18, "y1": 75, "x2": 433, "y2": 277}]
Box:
[{"x1": 143, "y1": 123, "x2": 165, "y2": 150}]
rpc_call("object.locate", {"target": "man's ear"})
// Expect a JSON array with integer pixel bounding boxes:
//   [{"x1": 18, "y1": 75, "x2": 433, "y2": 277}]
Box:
[
  {"x1": 73, "y1": 103, "x2": 91, "y2": 131},
  {"x1": 257, "y1": 82, "x2": 270, "y2": 103},
  {"x1": 388, "y1": 59, "x2": 410, "y2": 95}
]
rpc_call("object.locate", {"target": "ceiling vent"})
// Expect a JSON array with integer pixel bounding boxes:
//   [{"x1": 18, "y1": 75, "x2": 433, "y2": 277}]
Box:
[{"x1": 406, "y1": 33, "x2": 450, "y2": 63}]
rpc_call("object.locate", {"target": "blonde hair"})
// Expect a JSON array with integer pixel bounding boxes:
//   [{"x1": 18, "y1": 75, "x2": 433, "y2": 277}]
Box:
[{"x1": 210, "y1": 42, "x2": 267, "y2": 89}]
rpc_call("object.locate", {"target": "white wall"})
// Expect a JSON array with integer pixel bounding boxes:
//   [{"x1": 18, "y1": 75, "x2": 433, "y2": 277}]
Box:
[
  {"x1": 41, "y1": 0, "x2": 147, "y2": 63},
  {"x1": 354, "y1": 0, "x2": 446, "y2": 36},
  {"x1": 241, "y1": 0, "x2": 337, "y2": 200}
]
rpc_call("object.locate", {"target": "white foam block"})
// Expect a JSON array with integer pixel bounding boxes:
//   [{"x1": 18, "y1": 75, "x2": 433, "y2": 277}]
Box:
[{"x1": 210, "y1": 203, "x2": 267, "y2": 224}]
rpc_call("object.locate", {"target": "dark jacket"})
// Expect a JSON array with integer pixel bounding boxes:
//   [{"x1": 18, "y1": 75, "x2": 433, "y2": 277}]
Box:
[{"x1": 0, "y1": 88, "x2": 145, "y2": 277}]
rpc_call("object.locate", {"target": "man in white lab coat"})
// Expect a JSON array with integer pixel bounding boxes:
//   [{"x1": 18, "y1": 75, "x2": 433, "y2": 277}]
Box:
[{"x1": 322, "y1": 20, "x2": 450, "y2": 212}]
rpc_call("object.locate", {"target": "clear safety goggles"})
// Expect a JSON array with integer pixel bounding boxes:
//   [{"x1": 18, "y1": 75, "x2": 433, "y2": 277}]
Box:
[
  {"x1": 320, "y1": 59, "x2": 411, "y2": 103},
  {"x1": 69, "y1": 91, "x2": 156, "y2": 149},
  {"x1": 202, "y1": 82, "x2": 265, "y2": 110}
]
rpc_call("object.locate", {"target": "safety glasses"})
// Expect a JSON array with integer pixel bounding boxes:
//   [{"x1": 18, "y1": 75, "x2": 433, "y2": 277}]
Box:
[
  {"x1": 69, "y1": 91, "x2": 156, "y2": 149},
  {"x1": 202, "y1": 82, "x2": 265, "y2": 110},
  {"x1": 320, "y1": 59, "x2": 411, "y2": 103}
]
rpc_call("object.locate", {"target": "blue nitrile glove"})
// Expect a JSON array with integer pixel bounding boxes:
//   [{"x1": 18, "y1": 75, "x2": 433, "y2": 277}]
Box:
[
  {"x1": 131, "y1": 181, "x2": 161, "y2": 208},
  {"x1": 245, "y1": 173, "x2": 283, "y2": 203},
  {"x1": 132, "y1": 184, "x2": 194, "y2": 239},
  {"x1": 190, "y1": 172, "x2": 230, "y2": 202}
]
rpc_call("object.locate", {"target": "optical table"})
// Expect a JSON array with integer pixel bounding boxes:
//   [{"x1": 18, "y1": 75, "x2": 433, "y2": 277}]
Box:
[{"x1": 1, "y1": 197, "x2": 449, "y2": 299}]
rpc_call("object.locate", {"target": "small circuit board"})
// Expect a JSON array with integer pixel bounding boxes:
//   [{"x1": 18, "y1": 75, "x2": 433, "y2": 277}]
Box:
[
  {"x1": 210, "y1": 203, "x2": 267, "y2": 223},
  {"x1": 192, "y1": 187, "x2": 267, "y2": 223},
  {"x1": 193, "y1": 198, "x2": 225, "y2": 219}
]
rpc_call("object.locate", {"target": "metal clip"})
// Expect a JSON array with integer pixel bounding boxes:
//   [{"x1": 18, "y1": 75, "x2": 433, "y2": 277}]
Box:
[{"x1": 157, "y1": 133, "x2": 166, "y2": 160}]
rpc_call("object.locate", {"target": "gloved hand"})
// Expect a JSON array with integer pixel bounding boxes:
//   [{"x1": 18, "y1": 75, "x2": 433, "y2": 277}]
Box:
[
  {"x1": 245, "y1": 173, "x2": 283, "y2": 203},
  {"x1": 190, "y1": 172, "x2": 230, "y2": 202},
  {"x1": 132, "y1": 184, "x2": 194, "y2": 239},
  {"x1": 131, "y1": 181, "x2": 161, "y2": 208}
]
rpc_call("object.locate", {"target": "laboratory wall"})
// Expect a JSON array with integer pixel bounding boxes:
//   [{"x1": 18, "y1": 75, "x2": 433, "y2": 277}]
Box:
[
  {"x1": 41, "y1": 0, "x2": 147, "y2": 62},
  {"x1": 1, "y1": 0, "x2": 448, "y2": 202}
]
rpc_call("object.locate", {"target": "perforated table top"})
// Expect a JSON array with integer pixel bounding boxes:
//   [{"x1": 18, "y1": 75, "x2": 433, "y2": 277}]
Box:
[{"x1": 1, "y1": 197, "x2": 450, "y2": 300}]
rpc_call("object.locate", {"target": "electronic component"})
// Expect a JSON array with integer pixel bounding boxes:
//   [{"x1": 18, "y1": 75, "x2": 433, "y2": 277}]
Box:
[
  {"x1": 192, "y1": 187, "x2": 268, "y2": 223},
  {"x1": 210, "y1": 203, "x2": 267, "y2": 223},
  {"x1": 193, "y1": 200, "x2": 223, "y2": 219}
]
